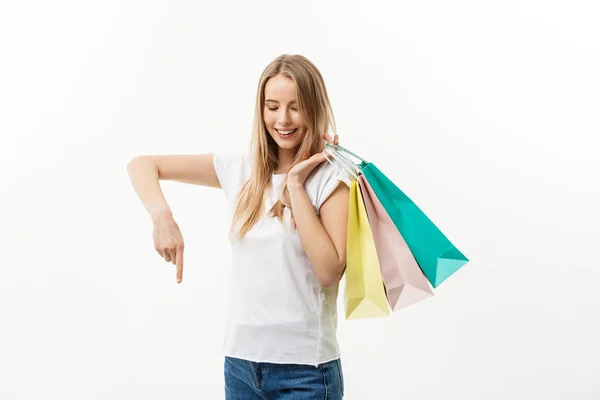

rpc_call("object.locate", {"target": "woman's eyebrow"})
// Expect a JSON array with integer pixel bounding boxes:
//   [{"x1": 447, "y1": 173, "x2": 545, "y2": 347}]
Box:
[{"x1": 265, "y1": 99, "x2": 297, "y2": 104}]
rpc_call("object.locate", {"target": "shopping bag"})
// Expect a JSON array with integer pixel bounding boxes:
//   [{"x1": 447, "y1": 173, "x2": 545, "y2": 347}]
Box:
[
  {"x1": 326, "y1": 143, "x2": 469, "y2": 288},
  {"x1": 361, "y1": 163, "x2": 468, "y2": 287},
  {"x1": 345, "y1": 180, "x2": 390, "y2": 320},
  {"x1": 358, "y1": 175, "x2": 434, "y2": 310}
]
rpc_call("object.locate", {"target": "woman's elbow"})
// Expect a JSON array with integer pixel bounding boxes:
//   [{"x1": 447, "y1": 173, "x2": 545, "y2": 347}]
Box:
[{"x1": 319, "y1": 265, "x2": 346, "y2": 289}]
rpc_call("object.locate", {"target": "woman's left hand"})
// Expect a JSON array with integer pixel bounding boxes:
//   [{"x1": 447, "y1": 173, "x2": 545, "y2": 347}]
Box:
[{"x1": 287, "y1": 133, "x2": 339, "y2": 187}]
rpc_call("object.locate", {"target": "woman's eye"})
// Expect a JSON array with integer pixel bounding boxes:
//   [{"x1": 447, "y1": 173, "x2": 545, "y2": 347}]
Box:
[{"x1": 266, "y1": 107, "x2": 297, "y2": 111}]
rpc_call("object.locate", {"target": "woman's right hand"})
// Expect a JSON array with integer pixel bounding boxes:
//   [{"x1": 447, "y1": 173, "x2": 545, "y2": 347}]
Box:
[{"x1": 152, "y1": 212, "x2": 185, "y2": 283}]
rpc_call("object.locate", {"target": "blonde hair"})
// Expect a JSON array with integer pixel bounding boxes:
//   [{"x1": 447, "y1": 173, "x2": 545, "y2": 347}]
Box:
[{"x1": 230, "y1": 54, "x2": 336, "y2": 240}]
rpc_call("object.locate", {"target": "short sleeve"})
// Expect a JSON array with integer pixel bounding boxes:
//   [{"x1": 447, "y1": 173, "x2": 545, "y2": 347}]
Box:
[
  {"x1": 213, "y1": 152, "x2": 251, "y2": 205},
  {"x1": 305, "y1": 160, "x2": 354, "y2": 215}
]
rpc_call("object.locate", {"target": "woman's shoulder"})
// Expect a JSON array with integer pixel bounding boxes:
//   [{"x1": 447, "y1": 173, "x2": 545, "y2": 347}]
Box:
[
  {"x1": 213, "y1": 150, "x2": 249, "y2": 164},
  {"x1": 213, "y1": 151, "x2": 252, "y2": 192},
  {"x1": 304, "y1": 159, "x2": 353, "y2": 212},
  {"x1": 307, "y1": 158, "x2": 353, "y2": 189},
  {"x1": 213, "y1": 151, "x2": 251, "y2": 173}
]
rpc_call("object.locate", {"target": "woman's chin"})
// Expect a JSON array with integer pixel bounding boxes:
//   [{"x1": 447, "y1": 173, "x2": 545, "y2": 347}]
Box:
[{"x1": 278, "y1": 140, "x2": 298, "y2": 148}]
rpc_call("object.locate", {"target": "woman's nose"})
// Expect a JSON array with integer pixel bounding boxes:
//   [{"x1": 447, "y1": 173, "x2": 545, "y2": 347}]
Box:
[{"x1": 278, "y1": 109, "x2": 291, "y2": 125}]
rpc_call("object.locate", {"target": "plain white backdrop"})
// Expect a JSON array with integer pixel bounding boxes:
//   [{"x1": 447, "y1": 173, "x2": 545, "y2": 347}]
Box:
[{"x1": 1, "y1": 1, "x2": 599, "y2": 399}]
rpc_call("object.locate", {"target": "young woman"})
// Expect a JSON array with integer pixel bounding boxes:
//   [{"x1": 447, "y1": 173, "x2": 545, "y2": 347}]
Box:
[{"x1": 128, "y1": 54, "x2": 351, "y2": 399}]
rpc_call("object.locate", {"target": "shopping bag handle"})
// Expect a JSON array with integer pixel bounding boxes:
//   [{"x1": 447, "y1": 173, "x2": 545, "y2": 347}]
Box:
[
  {"x1": 325, "y1": 143, "x2": 368, "y2": 164},
  {"x1": 324, "y1": 146, "x2": 361, "y2": 179}
]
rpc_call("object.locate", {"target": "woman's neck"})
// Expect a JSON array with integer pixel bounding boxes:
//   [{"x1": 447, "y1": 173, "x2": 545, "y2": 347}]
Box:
[{"x1": 274, "y1": 147, "x2": 297, "y2": 174}]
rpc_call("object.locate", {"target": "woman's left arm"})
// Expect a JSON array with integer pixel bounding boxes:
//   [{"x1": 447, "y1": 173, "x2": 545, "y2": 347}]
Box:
[{"x1": 288, "y1": 177, "x2": 349, "y2": 288}]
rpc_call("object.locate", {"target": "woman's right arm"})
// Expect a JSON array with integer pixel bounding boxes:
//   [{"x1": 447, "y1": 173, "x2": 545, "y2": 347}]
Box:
[
  {"x1": 126, "y1": 154, "x2": 220, "y2": 218},
  {"x1": 126, "y1": 154, "x2": 220, "y2": 283}
]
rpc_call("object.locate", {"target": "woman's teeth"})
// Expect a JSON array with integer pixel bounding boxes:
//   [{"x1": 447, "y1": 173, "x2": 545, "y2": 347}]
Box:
[{"x1": 277, "y1": 129, "x2": 296, "y2": 136}]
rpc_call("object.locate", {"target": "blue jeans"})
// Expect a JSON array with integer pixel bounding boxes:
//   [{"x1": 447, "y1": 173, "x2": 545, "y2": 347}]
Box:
[{"x1": 224, "y1": 356, "x2": 344, "y2": 399}]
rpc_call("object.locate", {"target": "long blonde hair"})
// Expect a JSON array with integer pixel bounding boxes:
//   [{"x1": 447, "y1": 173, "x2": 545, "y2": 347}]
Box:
[{"x1": 230, "y1": 54, "x2": 336, "y2": 240}]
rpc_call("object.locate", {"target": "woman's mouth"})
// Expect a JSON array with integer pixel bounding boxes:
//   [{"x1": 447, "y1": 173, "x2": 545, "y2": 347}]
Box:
[{"x1": 276, "y1": 128, "x2": 297, "y2": 138}]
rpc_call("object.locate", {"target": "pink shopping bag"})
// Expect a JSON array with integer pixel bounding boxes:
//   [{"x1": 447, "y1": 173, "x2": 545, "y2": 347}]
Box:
[{"x1": 359, "y1": 175, "x2": 434, "y2": 310}]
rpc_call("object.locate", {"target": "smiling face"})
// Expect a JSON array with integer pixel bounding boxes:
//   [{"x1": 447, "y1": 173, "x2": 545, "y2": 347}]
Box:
[{"x1": 263, "y1": 74, "x2": 308, "y2": 153}]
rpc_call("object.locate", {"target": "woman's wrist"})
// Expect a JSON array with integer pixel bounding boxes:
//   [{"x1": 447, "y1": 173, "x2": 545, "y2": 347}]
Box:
[
  {"x1": 287, "y1": 176, "x2": 305, "y2": 191},
  {"x1": 151, "y1": 208, "x2": 173, "y2": 223}
]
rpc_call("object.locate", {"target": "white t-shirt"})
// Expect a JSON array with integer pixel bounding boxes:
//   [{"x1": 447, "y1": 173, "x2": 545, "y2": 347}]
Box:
[{"x1": 213, "y1": 151, "x2": 353, "y2": 366}]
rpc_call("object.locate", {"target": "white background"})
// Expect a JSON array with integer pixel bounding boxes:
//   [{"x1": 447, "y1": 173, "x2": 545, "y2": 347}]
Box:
[{"x1": 1, "y1": 1, "x2": 599, "y2": 399}]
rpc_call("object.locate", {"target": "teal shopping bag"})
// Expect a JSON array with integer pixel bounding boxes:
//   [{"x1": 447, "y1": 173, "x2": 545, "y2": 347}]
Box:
[{"x1": 325, "y1": 143, "x2": 469, "y2": 288}]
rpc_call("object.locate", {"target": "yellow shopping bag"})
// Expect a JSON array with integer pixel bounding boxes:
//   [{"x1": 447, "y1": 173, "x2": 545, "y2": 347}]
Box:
[{"x1": 345, "y1": 180, "x2": 391, "y2": 320}]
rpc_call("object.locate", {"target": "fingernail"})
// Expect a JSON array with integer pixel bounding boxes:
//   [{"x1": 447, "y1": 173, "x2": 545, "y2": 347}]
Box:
[{"x1": 177, "y1": 279, "x2": 181, "y2": 283}]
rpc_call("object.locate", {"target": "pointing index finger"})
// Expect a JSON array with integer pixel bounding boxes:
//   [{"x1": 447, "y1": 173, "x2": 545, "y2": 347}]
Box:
[{"x1": 176, "y1": 249, "x2": 184, "y2": 283}]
